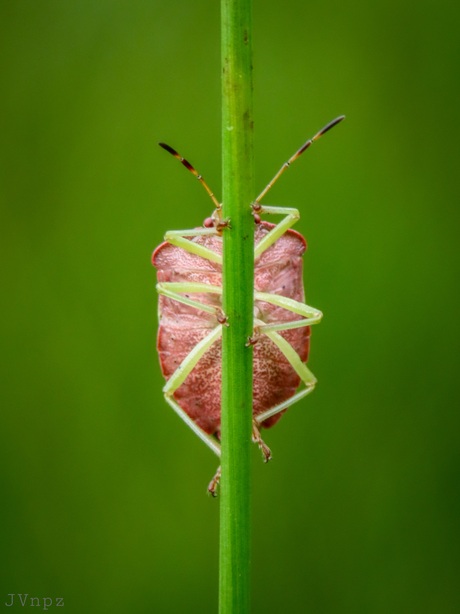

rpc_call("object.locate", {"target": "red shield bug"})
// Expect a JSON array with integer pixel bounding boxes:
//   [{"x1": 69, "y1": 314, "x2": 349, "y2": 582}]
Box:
[{"x1": 152, "y1": 116, "x2": 345, "y2": 494}]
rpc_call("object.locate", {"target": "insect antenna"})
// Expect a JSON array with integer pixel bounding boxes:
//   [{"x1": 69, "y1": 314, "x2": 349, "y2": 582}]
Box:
[
  {"x1": 159, "y1": 142, "x2": 221, "y2": 209},
  {"x1": 254, "y1": 115, "x2": 345, "y2": 204}
]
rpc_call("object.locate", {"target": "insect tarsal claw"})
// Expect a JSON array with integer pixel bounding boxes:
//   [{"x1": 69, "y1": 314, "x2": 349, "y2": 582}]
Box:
[
  {"x1": 252, "y1": 423, "x2": 272, "y2": 462},
  {"x1": 207, "y1": 466, "x2": 221, "y2": 497},
  {"x1": 216, "y1": 310, "x2": 229, "y2": 326},
  {"x1": 216, "y1": 217, "x2": 231, "y2": 232},
  {"x1": 246, "y1": 331, "x2": 260, "y2": 347}
]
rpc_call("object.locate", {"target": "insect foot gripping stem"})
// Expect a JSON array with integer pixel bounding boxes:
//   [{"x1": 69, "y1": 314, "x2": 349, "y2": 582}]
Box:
[
  {"x1": 203, "y1": 207, "x2": 231, "y2": 233},
  {"x1": 246, "y1": 330, "x2": 261, "y2": 347},
  {"x1": 217, "y1": 310, "x2": 229, "y2": 326},
  {"x1": 252, "y1": 422, "x2": 272, "y2": 462},
  {"x1": 215, "y1": 216, "x2": 231, "y2": 232},
  {"x1": 207, "y1": 423, "x2": 272, "y2": 497},
  {"x1": 208, "y1": 466, "x2": 221, "y2": 497}
]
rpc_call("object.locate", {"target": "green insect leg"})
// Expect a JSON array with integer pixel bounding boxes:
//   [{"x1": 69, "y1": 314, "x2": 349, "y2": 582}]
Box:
[
  {"x1": 162, "y1": 324, "x2": 223, "y2": 457},
  {"x1": 254, "y1": 319, "x2": 318, "y2": 426},
  {"x1": 253, "y1": 206, "x2": 300, "y2": 259}
]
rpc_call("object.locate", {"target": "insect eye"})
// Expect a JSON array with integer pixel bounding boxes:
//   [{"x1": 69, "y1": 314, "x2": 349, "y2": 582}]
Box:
[{"x1": 203, "y1": 217, "x2": 214, "y2": 228}]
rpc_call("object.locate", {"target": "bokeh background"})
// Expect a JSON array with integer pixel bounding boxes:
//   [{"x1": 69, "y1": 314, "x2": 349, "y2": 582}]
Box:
[{"x1": 1, "y1": 1, "x2": 459, "y2": 612}]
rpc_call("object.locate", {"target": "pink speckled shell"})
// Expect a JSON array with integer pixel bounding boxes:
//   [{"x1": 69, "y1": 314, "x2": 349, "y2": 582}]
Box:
[{"x1": 152, "y1": 221, "x2": 310, "y2": 437}]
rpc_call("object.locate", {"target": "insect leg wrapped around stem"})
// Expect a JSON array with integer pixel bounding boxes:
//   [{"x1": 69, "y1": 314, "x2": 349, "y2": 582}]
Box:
[
  {"x1": 251, "y1": 315, "x2": 318, "y2": 426},
  {"x1": 253, "y1": 206, "x2": 300, "y2": 259},
  {"x1": 254, "y1": 291, "x2": 323, "y2": 331},
  {"x1": 156, "y1": 282, "x2": 227, "y2": 323},
  {"x1": 162, "y1": 324, "x2": 224, "y2": 457},
  {"x1": 164, "y1": 227, "x2": 223, "y2": 264}
]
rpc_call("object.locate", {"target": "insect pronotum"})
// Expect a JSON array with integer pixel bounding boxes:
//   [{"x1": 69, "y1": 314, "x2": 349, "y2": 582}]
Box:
[{"x1": 152, "y1": 115, "x2": 345, "y2": 494}]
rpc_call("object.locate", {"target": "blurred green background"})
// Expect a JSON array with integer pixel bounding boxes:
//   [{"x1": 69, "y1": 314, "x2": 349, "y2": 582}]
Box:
[{"x1": 1, "y1": 1, "x2": 459, "y2": 612}]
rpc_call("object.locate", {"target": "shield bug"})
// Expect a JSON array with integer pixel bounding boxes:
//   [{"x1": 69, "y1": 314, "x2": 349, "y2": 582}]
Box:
[{"x1": 152, "y1": 115, "x2": 345, "y2": 494}]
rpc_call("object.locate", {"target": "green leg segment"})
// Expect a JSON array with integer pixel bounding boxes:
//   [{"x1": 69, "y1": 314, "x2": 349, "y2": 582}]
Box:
[
  {"x1": 254, "y1": 206, "x2": 300, "y2": 259},
  {"x1": 164, "y1": 227, "x2": 223, "y2": 264}
]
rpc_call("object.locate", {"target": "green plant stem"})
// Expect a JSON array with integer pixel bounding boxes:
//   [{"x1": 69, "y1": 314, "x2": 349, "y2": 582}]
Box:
[{"x1": 219, "y1": 0, "x2": 254, "y2": 612}]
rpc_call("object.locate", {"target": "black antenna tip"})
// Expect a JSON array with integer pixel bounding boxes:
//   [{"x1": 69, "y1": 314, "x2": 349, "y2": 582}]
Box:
[
  {"x1": 319, "y1": 115, "x2": 346, "y2": 137},
  {"x1": 159, "y1": 142, "x2": 177, "y2": 155}
]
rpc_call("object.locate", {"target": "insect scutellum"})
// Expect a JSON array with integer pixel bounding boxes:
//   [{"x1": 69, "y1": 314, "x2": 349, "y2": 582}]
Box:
[{"x1": 156, "y1": 115, "x2": 345, "y2": 494}]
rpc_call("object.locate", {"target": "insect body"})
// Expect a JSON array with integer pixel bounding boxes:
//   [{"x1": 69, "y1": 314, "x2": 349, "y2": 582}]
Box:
[{"x1": 152, "y1": 116, "x2": 344, "y2": 494}]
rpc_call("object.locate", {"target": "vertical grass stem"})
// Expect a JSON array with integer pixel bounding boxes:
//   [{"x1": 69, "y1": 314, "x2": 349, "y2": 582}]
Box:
[{"x1": 219, "y1": 0, "x2": 254, "y2": 612}]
